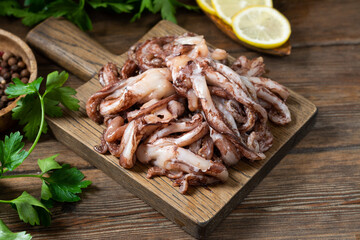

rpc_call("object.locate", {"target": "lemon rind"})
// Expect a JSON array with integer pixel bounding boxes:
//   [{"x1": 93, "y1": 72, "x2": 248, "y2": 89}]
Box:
[
  {"x1": 197, "y1": 0, "x2": 216, "y2": 15},
  {"x1": 231, "y1": 6, "x2": 291, "y2": 49},
  {"x1": 212, "y1": 0, "x2": 273, "y2": 26}
]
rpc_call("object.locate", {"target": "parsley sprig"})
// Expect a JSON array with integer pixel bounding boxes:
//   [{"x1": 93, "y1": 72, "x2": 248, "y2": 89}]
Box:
[
  {"x1": 0, "y1": 71, "x2": 91, "y2": 238},
  {"x1": 0, "y1": 219, "x2": 32, "y2": 240},
  {"x1": 6, "y1": 71, "x2": 79, "y2": 141},
  {"x1": 0, "y1": 0, "x2": 198, "y2": 31}
]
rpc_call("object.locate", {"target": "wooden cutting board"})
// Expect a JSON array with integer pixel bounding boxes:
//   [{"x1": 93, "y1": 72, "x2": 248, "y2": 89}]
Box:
[{"x1": 26, "y1": 18, "x2": 317, "y2": 238}]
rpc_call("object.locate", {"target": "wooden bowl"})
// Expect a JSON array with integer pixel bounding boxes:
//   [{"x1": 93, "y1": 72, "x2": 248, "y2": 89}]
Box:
[{"x1": 0, "y1": 29, "x2": 37, "y2": 132}]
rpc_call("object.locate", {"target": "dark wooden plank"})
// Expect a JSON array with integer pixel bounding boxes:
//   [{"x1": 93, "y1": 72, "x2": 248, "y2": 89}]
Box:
[
  {"x1": 26, "y1": 18, "x2": 119, "y2": 81},
  {"x1": 274, "y1": 0, "x2": 360, "y2": 47},
  {"x1": 209, "y1": 147, "x2": 360, "y2": 239},
  {"x1": 0, "y1": 168, "x2": 193, "y2": 240},
  {"x1": 2, "y1": 147, "x2": 360, "y2": 239},
  {"x1": 260, "y1": 45, "x2": 360, "y2": 88},
  {"x1": 86, "y1": 0, "x2": 360, "y2": 54}
]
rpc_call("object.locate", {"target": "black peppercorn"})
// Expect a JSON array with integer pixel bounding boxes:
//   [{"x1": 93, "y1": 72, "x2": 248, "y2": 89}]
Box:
[
  {"x1": 0, "y1": 68, "x2": 7, "y2": 76},
  {"x1": 20, "y1": 69, "x2": 30, "y2": 77},
  {"x1": 0, "y1": 61, "x2": 8, "y2": 68},
  {"x1": 8, "y1": 57, "x2": 17, "y2": 66},
  {"x1": 2, "y1": 52, "x2": 12, "y2": 61},
  {"x1": 17, "y1": 61, "x2": 26, "y2": 69},
  {"x1": 21, "y1": 77, "x2": 29, "y2": 84},
  {"x1": 0, "y1": 51, "x2": 31, "y2": 109},
  {"x1": 3, "y1": 72, "x2": 10, "y2": 80},
  {"x1": 11, "y1": 64, "x2": 19, "y2": 72},
  {"x1": 12, "y1": 73, "x2": 20, "y2": 79},
  {"x1": 1, "y1": 95, "x2": 8, "y2": 102}
]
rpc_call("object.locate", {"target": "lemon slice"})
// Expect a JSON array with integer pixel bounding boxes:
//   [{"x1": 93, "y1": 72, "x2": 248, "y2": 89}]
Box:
[
  {"x1": 212, "y1": 0, "x2": 272, "y2": 25},
  {"x1": 232, "y1": 6, "x2": 291, "y2": 49},
  {"x1": 196, "y1": 0, "x2": 216, "y2": 15}
]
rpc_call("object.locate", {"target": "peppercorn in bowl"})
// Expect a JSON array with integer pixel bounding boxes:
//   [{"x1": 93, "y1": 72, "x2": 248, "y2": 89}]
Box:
[{"x1": 0, "y1": 29, "x2": 37, "y2": 131}]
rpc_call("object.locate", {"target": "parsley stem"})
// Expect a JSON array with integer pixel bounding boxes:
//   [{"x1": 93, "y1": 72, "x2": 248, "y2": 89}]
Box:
[
  {"x1": 27, "y1": 93, "x2": 45, "y2": 155},
  {"x1": 0, "y1": 168, "x2": 8, "y2": 176},
  {"x1": 0, "y1": 200, "x2": 12, "y2": 204},
  {"x1": 0, "y1": 174, "x2": 42, "y2": 179}
]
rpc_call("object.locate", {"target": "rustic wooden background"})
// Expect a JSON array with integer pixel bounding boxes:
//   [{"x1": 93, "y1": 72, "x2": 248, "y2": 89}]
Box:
[{"x1": 1, "y1": 0, "x2": 360, "y2": 239}]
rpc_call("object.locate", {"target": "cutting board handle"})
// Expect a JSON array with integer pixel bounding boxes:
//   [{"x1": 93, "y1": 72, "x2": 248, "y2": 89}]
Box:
[{"x1": 26, "y1": 17, "x2": 118, "y2": 81}]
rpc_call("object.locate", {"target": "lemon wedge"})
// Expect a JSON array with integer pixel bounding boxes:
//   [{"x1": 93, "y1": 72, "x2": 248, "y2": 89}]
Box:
[
  {"x1": 212, "y1": 0, "x2": 272, "y2": 25},
  {"x1": 196, "y1": 0, "x2": 216, "y2": 15},
  {"x1": 232, "y1": 6, "x2": 291, "y2": 49}
]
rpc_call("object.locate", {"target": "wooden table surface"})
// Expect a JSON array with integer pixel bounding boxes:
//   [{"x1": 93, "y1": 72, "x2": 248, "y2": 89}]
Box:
[{"x1": 1, "y1": 0, "x2": 360, "y2": 239}]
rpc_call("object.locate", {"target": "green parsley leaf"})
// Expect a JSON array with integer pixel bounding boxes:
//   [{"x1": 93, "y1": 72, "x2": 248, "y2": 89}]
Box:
[
  {"x1": 10, "y1": 192, "x2": 51, "y2": 226},
  {"x1": 21, "y1": 12, "x2": 49, "y2": 26},
  {"x1": 44, "y1": 164, "x2": 92, "y2": 202},
  {"x1": 10, "y1": 71, "x2": 80, "y2": 140},
  {"x1": 0, "y1": 219, "x2": 32, "y2": 240},
  {"x1": 12, "y1": 95, "x2": 48, "y2": 141},
  {"x1": 131, "y1": 0, "x2": 153, "y2": 21},
  {"x1": 0, "y1": 132, "x2": 28, "y2": 174},
  {"x1": 45, "y1": 71, "x2": 69, "y2": 94},
  {"x1": 24, "y1": 0, "x2": 45, "y2": 12},
  {"x1": 40, "y1": 199, "x2": 55, "y2": 209},
  {"x1": 46, "y1": 0, "x2": 93, "y2": 31},
  {"x1": 37, "y1": 154, "x2": 62, "y2": 174},
  {"x1": 64, "y1": 0, "x2": 93, "y2": 31},
  {"x1": 44, "y1": 97, "x2": 63, "y2": 118},
  {"x1": 35, "y1": 206, "x2": 51, "y2": 227},
  {"x1": 153, "y1": 0, "x2": 177, "y2": 23},
  {"x1": 1, "y1": 0, "x2": 198, "y2": 31},
  {"x1": 0, "y1": 0, "x2": 21, "y2": 17},
  {"x1": 88, "y1": 0, "x2": 134, "y2": 13},
  {"x1": 38, "y1": 155, "x2": 62, "y2": 202},
  {"x1": 87, "y1": 0, "x2": 107, "y2": 9},
  {"x1": 39, "y1": 156, "x2": 91, "y2": 204},
  {"x1": 108, "y1": 2, "x2": 134, "y2": 14},
  {"x1": 41, "y1": 181, "x2": 52, "y2": 201},
  {"x1": 44, "y1": 0, "x2": 79, "y2": 14},
  {"x1": 5, "y1": 77, "x2": 43, "y2": 99},
  {"x1": 46, "y1": 87, "x2": 80, "y2": 111}
]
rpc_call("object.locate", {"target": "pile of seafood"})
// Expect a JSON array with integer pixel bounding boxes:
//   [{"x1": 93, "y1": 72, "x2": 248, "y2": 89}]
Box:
[{"x1": 86, "y1": 33, "x2": 291, "y2": 194}]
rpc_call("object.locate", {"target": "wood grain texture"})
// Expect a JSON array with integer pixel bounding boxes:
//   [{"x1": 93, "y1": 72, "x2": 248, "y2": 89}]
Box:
[
  {"x1": 26, "y1": 18, "x2": 118, "y2": 81},
  {"x1": 25, "y1": 18, "x2": 317, "y2": 238},
  {"x1": 1, "y1": 0, "x2": 360, "y2": 238}
]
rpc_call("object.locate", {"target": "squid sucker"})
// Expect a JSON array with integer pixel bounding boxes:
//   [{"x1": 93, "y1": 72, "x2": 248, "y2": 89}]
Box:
[{"x1": 86, "y1": 33, "x2": 291, "y2": 194}]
